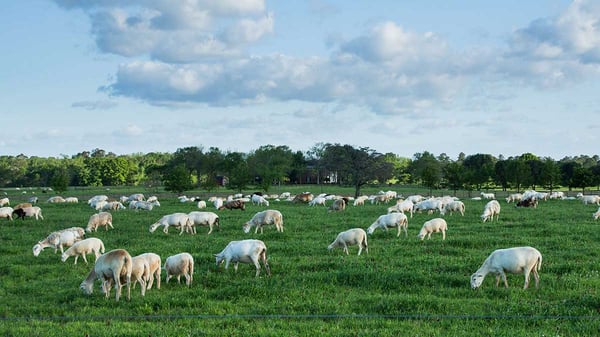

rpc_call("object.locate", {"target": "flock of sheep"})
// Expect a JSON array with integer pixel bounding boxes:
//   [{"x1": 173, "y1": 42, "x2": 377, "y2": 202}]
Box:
[{"x1": 3, "y1": 188, "x2": 599, "y2": 302}]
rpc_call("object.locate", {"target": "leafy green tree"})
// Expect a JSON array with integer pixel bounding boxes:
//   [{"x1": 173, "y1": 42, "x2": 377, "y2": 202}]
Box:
[
  {"x1": 444, "y1": 161, "x2": 465, "y2": 195},
  {"x1": 50, "y1": 167, "x2": 69, "y2": 193},
  {"x1": 540, "y1": 158, "x2": 561, "y2": 191},
  {"x1": 494, "y1": 159, "x2": 510, "y2": 191},
  {"x1": 507, "y1": 157, "x2": 530, "y2": 192},
  {"x1": 463, "y1": 153, "x2": 496, "y2": 190},
  {"x1": 408, "y1": 151, "x2": 441, "y2": 194},
  {"x1": 163, "y1": 164, "x2": 193, "y2": 194},
  {"x1": 247, "y1": 145, "x2": 295, "y2": 192},
  {"x1": 222, "y1": 152, "x2": 250, "y2": 192}
]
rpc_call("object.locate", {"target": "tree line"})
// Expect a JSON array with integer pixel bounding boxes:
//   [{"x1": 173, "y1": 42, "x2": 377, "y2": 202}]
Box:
[{"x1": 1, "y1": 144, "x2": 599, "y2": 196}]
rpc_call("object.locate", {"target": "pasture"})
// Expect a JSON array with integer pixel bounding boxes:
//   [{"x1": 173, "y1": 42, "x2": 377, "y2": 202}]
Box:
[{"x1": 0, "y1": 187, "x2": 599, "y2": 336}]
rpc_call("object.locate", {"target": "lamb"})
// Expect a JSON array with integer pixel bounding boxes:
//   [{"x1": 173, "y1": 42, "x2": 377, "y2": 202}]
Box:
[
  {"x1": 64, "y1": 197, "x2": 79, "y2": 203},
  {"x1": 242, "y1": 209, "x2": 284, "y2": 234},
  {"x1": 164, "y1": 252, "x2": 194, "y2": 286},
  {"x1": 353, "y1": 195, "x2": 369, "y2": 206},
  {"x1": 251, "y1": 194, "x2": 270, "y2": 206},
  {"x1": 480, "y1": 192, "x2": 496, "y2": 200},
  {"x1": 367, "y1": 212, "x2": 408, "y2": 237},
  {"x1": 470, "y1": 246, "x2": 542, "y2": 289},
  {"x1": 387, "y1": 199, "x2": 415, "y2": 218},
  {"x1": 80, "y1": 249, "x2": 132, "y2": 302},
  {"x1": 308, "y1": 196, "x2": 327, "y2": 207},
  {"x1": 187, "y1": 211, "x2": 220, "y2": 235},
  {"x1": 136, "y1": 252, "x2": 161, "y2": 290},
  {"x1": 413, "y1": 199, "x2": 443, "y2": 214},
  {"x1": 149, "y1": 213, "x2": 193, "y2": 235},
  {"x1": 47, "y1": 196, "x2": 66, "y2": 203},
  {"x1": 440, "y1": 200, "x2": 465, "y2": 216},
  {"x1": 0, "y1": 206, "x2": 13, "y2": 220},
  {"x1": 130, "y1": 255, "x2": 150, "y2": 296},
  {"x1": 214, "y1": 239, "x2": 270, "y2": 277},
  {"x1": 576, "y1": 193, "x2": 600, "y2": 205},
  {"x1": 197, "y1": 200, "x2": 207, "y2": 209},
  {"x1": 12, "y1": 206, "x2": 43, "y2": 220},
  {"x1": 481, "y1": 200, "x2": 501, "y2": 222},
  {"x1": 505, "y1": 193, "x2": 523, "y2": 203},
  {"x1": 593, "y1": 207, "x2": 600, "y2": 220},
  {"x1": 213, "y1": 198, "x2": 224, "y2": 209},
  {"x1": 61, "y1": 237, "x2": 105, "y2": 264},
  {"x1": 218, "y1": 199, "x2": 246, "y2": 211},
  {"x1": 417, "y1": 218, "x2": 448, "y2": 240},
  {"x1": 327, "y1": 198, "x2": 347, "y2": 212},
  {"x1": 86, "y1": 212, "x2": 113, "y2": 232},
  {"x1": 0, "y1": 197, "x2": 9, "y2": 207},
  {"x1": 102, "y1": 201, "x2": 126, "y2": 211},
  {"x1": 328, "y1": 228, "x2": 368, "y2": 255},
  {"x1": 129, "y1": 200, "x2": 154, "y2": 211},
  {"x1": 32, "y1": 227, "x2": 85, "y2": 256}
]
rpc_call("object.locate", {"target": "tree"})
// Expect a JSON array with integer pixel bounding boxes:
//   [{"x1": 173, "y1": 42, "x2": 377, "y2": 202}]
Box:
[
  {"x1": 247, "y1": 145, "x2": 295, "y2": 192},
  {"x1": 463, "y1": 153, "x2": 496, "y2": 190},
  {"x1": 408, "y1": 151, "x2": 441, "y2": 194},
  {"x1": 444, "y1": 162, "x2": 465, "y2": 195},
  {"x1": 163, "y1": 164, "x2": 193, "y2": 194},
  {"x1": 507, "y1": 157, "x2": 530, "y2": 192},
  {"x1": 222, "y1": 152, "x2": 250, "y2": 192},
  {"x1": 50, "y1": 167, "x2": 69, "y2": 193}
]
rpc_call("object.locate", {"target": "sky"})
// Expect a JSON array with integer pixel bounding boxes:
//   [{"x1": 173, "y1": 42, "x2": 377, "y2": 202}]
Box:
[{"x1": 1, "y1": 0, "x2": 599, "y2": 160}]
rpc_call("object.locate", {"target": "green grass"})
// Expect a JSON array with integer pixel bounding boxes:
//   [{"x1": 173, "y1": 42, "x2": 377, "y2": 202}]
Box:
[{"x1": 0, "y1": 186, "x2": 599, "y2": 336}]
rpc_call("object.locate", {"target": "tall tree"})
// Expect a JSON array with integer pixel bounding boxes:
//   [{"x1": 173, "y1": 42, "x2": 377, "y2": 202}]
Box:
[
  {"x1": 408, "y1": 151, "x2": 441, "y2": 194},
  {"x1": 463, "y1": 153, "x2": 496, "y2": 190},
  {"x1": 247, "y1": 145, "x2": 295, "y2": 192}
]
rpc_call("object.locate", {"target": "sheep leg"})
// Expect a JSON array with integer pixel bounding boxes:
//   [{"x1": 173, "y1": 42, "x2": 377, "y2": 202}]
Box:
[
  {"x1": 533, "y1": 269, "x2": 540, "y2": 289},
  {"x1": 442, "y1": 230, "x2": 446, "y2": 240},
  {"x1": 342, "y1": 243, "x2": 349, "y2": 255},
  {"x1": 207, "y1": 225, "x2": 213, "y2": 235},
  {"x1": 81, "y1": 254, "x2": 88, "y2": 264},
  {"x1": 74, "y1": 256, "x2": 79, "y2": 265},
  {"x1": 252, "y1": 257, "x2": 261, "y2": 277}
]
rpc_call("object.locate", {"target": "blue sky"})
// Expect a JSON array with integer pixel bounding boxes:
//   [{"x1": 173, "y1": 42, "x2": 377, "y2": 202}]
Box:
[{"x1": 2, "y1": 0, "x2": 599, "y2": 160}]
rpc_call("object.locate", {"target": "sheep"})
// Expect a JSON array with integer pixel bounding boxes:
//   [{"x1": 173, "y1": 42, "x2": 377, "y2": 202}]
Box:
[
  {"x1": 387, "y1": 199, "x2": 415, "y2": 218},
  {"x1": 576, "y1": 193, "x2": 600, "y2": 205},
  {"x1": 481, "y1": 200, "x2": 501, "y2": 222},
  {"x1": 146, "y1": 196, "x2": 158, "y2": 203},
  {"x1": 242, "y1": 209, "x2": 284, "y2": 234},
  {"x1": 480, "y1": 192, "x2": 496, "y2": 200},
  {"x1": 32, "y1": 228, "x2": 84, "y2": 256},
  {"x1": 86, "y1": 212, "x2": 113, "y2": 232},
  {"x1": 64, "y1": 197, "x2": 79, "y2": 203},
  {"x1": 88, "y1": 195, "x2": 108, "y2": 205},
  {"x1": 353, "y1": 195, "x2": 369, "y2": 206},
  {"x1": 13, "y1": 202, "x2": 32, "y2": 210},
  {"x1": 327, "y1": 198, "x2": 347, "y2": 212},
  {"x1": 164, "y1": 252, "x2": 194, "y2": 286},
  {"x1": 127, "y1": 193, "x2": 145, "y2": 202},
  {"x1": 80, "y1": 249, "x2": 132, "y2": 302},
  {"x1": 149, "y1": 213, "x2": 193, "y2": 235},
  {"x1": 129, "y1": 200, "x2": 154, "y2": 211},
  {"x1": 516, "y1": 198, "x2": 538, "y2": 208},
  {"x1": 0, "y1": 206, "x2": 13, "y2": 220},
  {"x1": 414, "y1": 199, "x2": 443, "y2": 214},
  {"x1": 136, "y1": 252, "x2": 161, "y2": 290},
  {"x1": 130, "y1": 255, "x2": 150, "y2": 296},
  {"x1": 308, "y1": 196, "x2": 327, "y2": 207},
  {"x1": 28, "y1": 196, "x2": 38, "y2": 204},
  {"x1": 417, "y1": 218, "x2": 448, "y2": 240},
  {"x1": 440, "y1": 200, "x2": 465, "y2": 216},
  {"x1": 328, "y1": 228, "x2": 368, "y2": 255},
  {"x1": 214, "y1": 239, "x2": 270, "y2": 277},
  {"x1": 549, "y1": 191, "x2": 565, "y2": 200},
  {"x1": 187, "y1": 211, "x2": 220, "y2": 235},
  {"x1": 251, "y1": 194, "x2": 270, "y2": 206},
  {"x1": 367, "y1": 212, "x2": 408, "y2": 237},
  {"x1": 405, "y1": 195, "x2": 425, "y2": 204},
  {"x1": 593, "y1": 207, "x2": 600, "y2": 220},
  {"x1": 506, "y1": 193, "x2": 523, "y2": 203},
  {"x1": 197, "y1": 200, "x2": 207, "y2": 209},
  {"x1": 61, "y1": 238, "x2": 105, "y2": 264},
  {"x1": 218, "y1": 199, "x2": 246, "y2": 211},
  {"x1": 12, "y1": 206, "x2": 43, "y2": 220},
  {"x1": 0, "y1": 197, "x2": 9, "y2": 207},
  {"x1": 93, "y1": 200, "x2": 108, "y2": 211},
  {"x1": 292, "y1": 192, "x2": 314, "y2": 203},
  {"x1": 213, "y1": 198, "x2": 224, "y2": 209},
  {"x1": 470, "y1": 246, "x2": 542, "y2": 289},
  {"x1": 47, "y1": 196, "x2": 66, "y2": 203},
  {"x1": 102, "y1": 201, "x2": 126, "y2": 211}
]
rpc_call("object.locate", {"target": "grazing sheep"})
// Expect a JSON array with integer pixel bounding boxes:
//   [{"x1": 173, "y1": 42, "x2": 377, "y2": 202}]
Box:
[
  {"x1": 480, "y1": 192, "x2": 496, "y2": 200},
  {"x1": 251, "y1": 194, "x2": 270, "y2": 206},
  {"x1": 136, "y1": 252, "x2": 162, "y2": 290},
  {"x1": 0, "y1": 206, "x2": 13, "y2": 221},
  {"x1": 309, "y1": 196, "x2": 327, "y2": 207},
  {"x1": 292, "y1": 192, "x2": 314, "y2": 203},
  {"x1": 61, "y1": 237, "x2": 105, "y2": 264},
  {"x1": 440, "y1": 200, "x2": 465, "y2": 216},
  {"x1": 413, "y1": 199, "x2": 443, "y2": 214},
  {"x1": 187, "y1": 211, "x2": 220, "y2": 235},
  {"x1": 197, "y1": 200, "x2": 207, "y2": 209},
  {"x1": 470, "y1": 246, "x2": 542, "y2": 289},
  {"x1": 86, "y1": 212, "x2": 113, "y2": 232},
  {"x1": 353, "y1": 195, "x2": 369, "y2": 206},
  {"x1": 549, "y1": 191, "x2": 565, "y2": 200},
  {"x1": 28, "y1": 196, "x2": 38, "y2": 204},
  {"x1": 367, "y1": 213, "x2": 409, "y2": 237},
  {"x1": 146, "y1": 196, "x2": 158, "y2": 203},
  {"x1": 593, "y1": 207, "x2": 600, "y2": 220},
  {"x1": 149, "y1": 213, "x2": 193, "y2": 235},
  {"x1": 242, "y1": 209, "x2": 284, "y2": 234},
  {"x1": 130, "y1": 255, "x2": 150, "y2": 296},
  {"x1": 481, "y1": 200, "x2": 501, "y2": 222},
  {"x1": 218, "y1": 199, "x2": 246, "y2": 211},
  {"x1": 214, "y1": 239, "x2": 270, "y2": 277},
  {"x1": 80, "y1": 249, "x2": 132, "y2": 302},
  {"x1": 47, "y1": 196, "x2": 66, "y2": 203},
  {"x1": 506, "y1": 193, "x2": 523, "y2": 203},
  {"x1": 102, "y1": 201, "x2": 126, "y2": 211},
  {"x1": 328, "y1": 228, "x2": 368, "y2": 255},
  {"x1": 164, "y1": 252, "x2": 194, "y2": 286},
  {"x1": 0, "y1": 197, "x2": 9, "y2": 207},
  {"x1": 327, "y1": 198, "x2": 347, "y2": 212},
  {"x1": 129, "y1": 200, "x2": 154, "y2": 211},
  {"x1": 127, "y1": 193, "x2": 145, "y2": 202},
  {"x1": 387, "y1": 199, "x2": 415, "y2": 218},
  {"x1": 12, "y1": 206, "x2": 43, "y2": 220},
  {"x1": 13, "y1": 202, "x2": 32, "y2": 210},
  {"x1": 576, "y1": 193, "x2": 600, "y2": 205},
  {"x1": 417, "y1": 218, "x2": 448, "y2": 240},
  {"x1": 516, "y1": 198, "x2": 538, "y2": 208},
  {"x1": 64, "y1": 197, "x2": 79, "y2": 203},
  {"x1": 33, "y1": 227, "x2": 84, "y2": 256}
]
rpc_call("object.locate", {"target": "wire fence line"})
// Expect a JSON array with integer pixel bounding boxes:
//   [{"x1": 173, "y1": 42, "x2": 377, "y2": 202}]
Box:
[{"x1": 2, "y1": 313, "x2": 598, "y2": 322}]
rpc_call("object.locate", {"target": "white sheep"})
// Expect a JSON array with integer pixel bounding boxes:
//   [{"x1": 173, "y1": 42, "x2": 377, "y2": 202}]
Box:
[
  {"x1": 576, "y1": 193, "x2": 600, "y2": 205},
  {"x1": 593, "y1": 207, "x2": 600, "y2": 220},
  {"x1": 197, "y1": 200, "x2": 207, "y2": 209},
  {"x1": 0, "y1": 206, "x2": 13, "y2": 221},
  {"x1": 149, "y1": 213, "x2": 193, "y2": 235},
  {"x1": 130, "y1": 255, "x2": 150, "y2": 296},
  {"x1": 413, "y1": 199, "x2": 443, "y2": 214},
  {"x1": 440, "y1": 200, "x2": 465, "y2": 216},
  {"x1": 80, "y1": 249, "x2": 132, "y2": 302},
  {"x1": 481, "y1": 200, "x2": 501, "y2": 222},
  {"x1": 470, "y1": 246, "x2": 542, "y2": 289},
  {"x1": 417, "y1": 218, "x2": 447, "y2": 240},
  {"x1": 13, "y1": 206, "x2": 43, "y2": 220},
  {"x1": 480, "y1": 192, "x2": 496, "y2": 200},
  {"x1": 102, "y1": 201, "x2": 126, "y2": 211},
  {"x1": 251, "y1": 194, "x2": 270, "y2": 206},
  {"x1": 136, "y1": 252, "x2": 162, "y2": 290},
  {"x1": 127, "y1": 193, "x2": 145, "y2": 202},
  {"x1": 506, "y1": 193, "x2": 523, "y2": 203},
  {"x1": 187, "y1": 211, "x2": 220, "y2": 235},
  {"x1": 214, "y1": 239, "x2": 270, "y2": 277},
  {"x1": 328, "y1": 228, "x2": 368, "y2": 255},
  {"x1": 147, "y1": 196, "x2": 158, "y2": 203},
  {"x1": 367, "y1": 213, "x2": 408, "y2": 237},
  {"x1": 387, "y1": 199, "x2": 415, "y2": 218},
  {"x1": 61, "y1": 237, "x2": 105, "y2": 264},
  {"x1": 47, "y1": 196, "x2": 66, "y2": 203},
  {"x1": 86, "y1": 212, "x2": 113, "y2": 232},
  {"x1": 0, "y1": 197, "x2": 9, "y2": 207},
  {"x1": 327, "y1": 198, "x2": 347, "y2": 212},
  {"x1": 64, "y1": 197, "x2": 79, "y2": 203},
  {"x1": 129, "y1": 200, "x2": 154, "y2": 211},
  {"x1": 309, "y1": 196, "x2": 327, "y2": 207},
  {"x1": 88, "y1": 195, "x2": 108, "y2": 206},
  {"x1": 32, "y1": 227, "x2": 85, "y2": 256},
  {"x1": 242, "y1": 209, "x2": 284, "y2": 234},
  {"x1": 164, "y1": 252, "x2": 194, "y2": 286}
]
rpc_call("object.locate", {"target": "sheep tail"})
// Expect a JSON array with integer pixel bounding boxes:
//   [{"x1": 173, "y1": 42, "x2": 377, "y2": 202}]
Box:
[{"x1": 536, "y1": 255, "x2": 542, "y2": 271}]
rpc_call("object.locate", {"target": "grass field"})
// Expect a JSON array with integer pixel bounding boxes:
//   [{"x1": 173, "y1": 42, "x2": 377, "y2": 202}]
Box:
[{"x1": 0, "y1": 186, "x2": 599, "y2": 336}]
